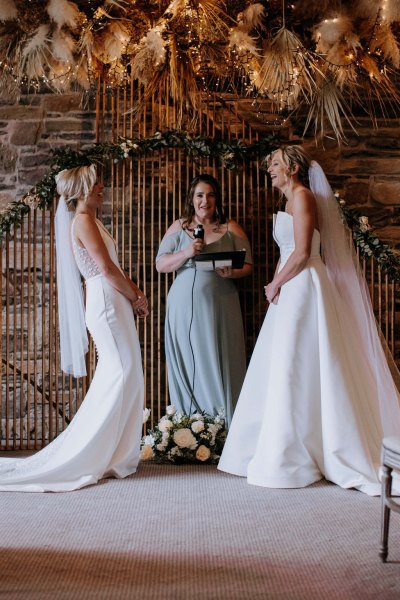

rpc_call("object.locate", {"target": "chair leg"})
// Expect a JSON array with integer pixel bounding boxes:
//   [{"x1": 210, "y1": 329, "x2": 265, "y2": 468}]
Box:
[{"x1": 380, "y1": 464, "x2": 393, "y2": 563}]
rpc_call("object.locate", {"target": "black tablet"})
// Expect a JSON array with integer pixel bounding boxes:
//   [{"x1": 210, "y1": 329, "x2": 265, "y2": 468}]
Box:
[{"x1": 194, "y1": 250, "x2": 246, "y2": 270}]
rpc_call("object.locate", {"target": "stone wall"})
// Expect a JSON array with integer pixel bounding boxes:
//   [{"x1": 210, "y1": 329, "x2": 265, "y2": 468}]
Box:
[
  {"x1": 0, "y1": 92, "x2": 399, "y2": 245},
  {"x1": 0, "y1": 92, "x2": 96, "y2": 210},
  {"x1": 302, "y1": 118, "x2": 400, "y2": 247}
]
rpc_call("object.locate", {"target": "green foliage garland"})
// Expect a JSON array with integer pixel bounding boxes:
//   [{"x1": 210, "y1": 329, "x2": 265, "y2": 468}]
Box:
[
  {"x1": 338, "y1": 195, "x2": 400, "y2": 282},
  {"x1": 0, "y1": 129, "x2": 399, "y2": 282},
  {"x1": 0, "y1": 129, "x2": 278, "y2": 232}
]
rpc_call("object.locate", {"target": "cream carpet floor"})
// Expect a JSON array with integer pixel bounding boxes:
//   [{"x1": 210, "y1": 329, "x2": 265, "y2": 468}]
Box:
[{"x1": 0, "y1": 462, "x2": 399, "y2": 599}]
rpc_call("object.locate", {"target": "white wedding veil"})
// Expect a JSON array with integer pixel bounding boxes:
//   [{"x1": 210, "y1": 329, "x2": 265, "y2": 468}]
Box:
[
  {"x1": 54, "y1": 164, "x2": 97, "y2": 377},
  {"x1": 55, "y1": 195, "x2": 88, "y2": 377},
  {"x1": 309, "y1": 160, "x2": 400, "y2": 437}
]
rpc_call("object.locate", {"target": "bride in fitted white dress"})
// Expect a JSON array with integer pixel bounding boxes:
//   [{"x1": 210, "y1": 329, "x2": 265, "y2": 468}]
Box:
[
  {"x1": 0, "y1": 165, "x2": 147, "y2": 492},
  {"x1": 219, "y1": 146, "x2": 400, "y2": 495}
]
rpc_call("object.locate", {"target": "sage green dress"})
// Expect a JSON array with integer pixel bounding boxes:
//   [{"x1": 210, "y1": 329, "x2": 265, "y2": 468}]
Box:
[{"x1": 156, "y1": 222, "x2": 252, "y2": 425}]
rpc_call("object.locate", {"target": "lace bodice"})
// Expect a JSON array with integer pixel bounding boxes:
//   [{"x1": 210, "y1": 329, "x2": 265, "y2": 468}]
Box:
[
  {"x1": 71, "y1": 217, "x2": 120, "y2": 280},
  {"x1": 273, "y1": 211, "x2": 321, "y2": 265}
]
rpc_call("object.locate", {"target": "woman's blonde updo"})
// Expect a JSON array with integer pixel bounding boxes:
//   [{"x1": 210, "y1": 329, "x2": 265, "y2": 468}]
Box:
[
  {"x1": 267, "y1": 145, "x2": 311, "y2": 189},
  {"x1": 55, "y1": 164, "x2": 97, "y2": 211}
]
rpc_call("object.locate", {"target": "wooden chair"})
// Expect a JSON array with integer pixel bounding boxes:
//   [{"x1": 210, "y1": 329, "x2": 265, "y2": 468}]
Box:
[{"x1": 380, "y1": 437, "x2": 400, "y2": 562}]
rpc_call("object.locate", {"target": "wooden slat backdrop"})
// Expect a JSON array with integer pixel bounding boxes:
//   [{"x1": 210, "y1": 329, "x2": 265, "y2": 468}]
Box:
[{"x1": 0, "y1": 85, "x2": 398, "y2": 448}]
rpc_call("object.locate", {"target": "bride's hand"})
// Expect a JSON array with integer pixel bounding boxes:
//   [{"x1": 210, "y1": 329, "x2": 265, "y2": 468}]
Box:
[
  {"x1": 132, "y1": 295, "x2": 149, "y2": 318},
  {"x1": 264, "y1": 283, "x2": 280, "y2": 304}
]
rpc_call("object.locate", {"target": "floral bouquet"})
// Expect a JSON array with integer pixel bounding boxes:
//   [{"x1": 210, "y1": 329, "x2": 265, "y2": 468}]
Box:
[{"x1": 140, "y1": 405, "x2": 226, "y2": 464}]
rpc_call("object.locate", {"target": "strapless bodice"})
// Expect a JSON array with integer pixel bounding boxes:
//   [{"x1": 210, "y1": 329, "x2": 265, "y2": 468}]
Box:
[
  {"x1": 273, "y1": 211, "x2": 321, "y2": 265},
  {"x1": 71, "y1": 218, "x2": 121, "y2": 280}
]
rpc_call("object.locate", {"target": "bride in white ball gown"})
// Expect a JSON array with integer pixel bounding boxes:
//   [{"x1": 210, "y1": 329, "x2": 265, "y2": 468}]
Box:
[
  {"x1": 0, "y1": 164, "x2": 148, "y2": 492},
  {"x1": 218, "y1": 145, "x2": 400, "y2": 495}
]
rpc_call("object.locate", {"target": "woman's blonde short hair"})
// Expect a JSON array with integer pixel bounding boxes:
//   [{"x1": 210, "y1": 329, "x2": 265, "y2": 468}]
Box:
[
  {"x1": 267, "y1": 145, "x2": 311, "y2": 188},
  {"x1": 55, "y1": 164, "x2": 97, "y2": 211}
]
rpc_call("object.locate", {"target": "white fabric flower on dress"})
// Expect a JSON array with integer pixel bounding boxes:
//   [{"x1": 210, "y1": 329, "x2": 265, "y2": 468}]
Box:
[
  {"x1": 196, "y1": 445, "x2": 211, "y2": 461},
  {"x1": 173, "y1": 428, "x2": 197, "y2": 448}
]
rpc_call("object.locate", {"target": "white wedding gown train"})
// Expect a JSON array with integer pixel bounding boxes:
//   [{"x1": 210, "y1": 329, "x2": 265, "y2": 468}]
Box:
[
  {"x1": 0, "y1": 219, "x2": 143, "y2": 492},
  {"x1": 219, "y1": 211, "x2": 389, "y2": 496}
]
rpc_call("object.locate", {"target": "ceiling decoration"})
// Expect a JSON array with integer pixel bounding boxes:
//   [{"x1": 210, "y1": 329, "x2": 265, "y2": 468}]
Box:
[{"x1": 0, "y1": 0, "x2": 399, "y2": 139}]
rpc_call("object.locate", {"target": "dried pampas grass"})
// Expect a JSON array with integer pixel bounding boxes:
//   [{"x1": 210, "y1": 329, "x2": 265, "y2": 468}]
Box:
[
  {"x1": 94, "y1": 21, "x2": 130, "y2": 63},
  {"x1": 46, "y1": 0, "x2": 81, "y2": 30},
  {"x1": 165, "y1": 0, "x2": 187, "y2": 19},
  {"x1": 48, "y1": 60, "x2": 72, "y2": 91},
  {"x1": 314, "y1": 16, "x2": 354, "y2": 52},
  {"x1": 229, "y1": 30, "x2": 259, "y2": 57},
  {"x1": 130, "y1": 27, "x2": 166, "y2": 85},
  {"x1": 75, "y1": 63, "x2": 90, "y2": 90},
  {"x1": 22, "y1": 24, "x2": 51, "y2": 80},
  {"x1": 381, "y1": 0, "x2": 400, "y2": 23},
  {"x1": 51, "y1": 29, "x2": 76, "y2": 64},
  {"x1": 371, "y1": 22, "x2": 400, "y2": 68},
  {"x1": 239, "y1": 3, "x2": 265, "y2": 31},
  {"x1": 0, "y1": 0, "x2": 17, "y2": 21}
]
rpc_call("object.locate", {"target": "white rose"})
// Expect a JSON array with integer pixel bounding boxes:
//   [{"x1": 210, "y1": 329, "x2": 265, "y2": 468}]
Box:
[
  {"x1": 191, "y1": 420, "x2": 204, "y2": 433},
  {"x1": 156, "y1": 443, "x2": 167, "y2": 451},
  {"x1": 143, "y1": 435, "x2": 155, "y2": 447},
  {"x1": 143, "y1": 408, "x2": 151, "y2": 423},
  {"x1": 191, "y1": 413, "x2": 204, "y2": 421},
  {"x1": 158, "y1": 419, "x2": 173, "y2": 432},
  {"x1": 196, "y1": 445, "x2": 211, "y2": 462},
  {"x1": 140, "y1": 445, "x2": 154, "y2": 460},
  {"x1": 173, "y1": 428, "x2": 197, "y2": 448},
  {"x1": 166, "y1": 405, "x2": 177, "y2": 416}
]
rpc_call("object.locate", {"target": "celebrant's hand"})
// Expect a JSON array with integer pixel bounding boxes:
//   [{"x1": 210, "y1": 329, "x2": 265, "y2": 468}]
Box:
[
  {"x1": 215, "y1": 266, "x2": 232, "y2": 278},
  {"x1": 184, "y1": 238, "x2": 204, "y2": 259}
]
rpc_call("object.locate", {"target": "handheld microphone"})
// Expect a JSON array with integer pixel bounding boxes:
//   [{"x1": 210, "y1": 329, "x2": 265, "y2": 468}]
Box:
[{"x1": 193, "y1": 224, "x2": 204, "y2": 240}]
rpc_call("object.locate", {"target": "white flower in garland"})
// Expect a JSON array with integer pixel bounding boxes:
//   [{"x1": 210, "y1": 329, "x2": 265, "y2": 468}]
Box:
[
  {"x1": 143, "y1": 408, "x2": 151, "y2": 423},
  {"x1": 166, "y1": 405, "x2": 177, "y2": 416}
]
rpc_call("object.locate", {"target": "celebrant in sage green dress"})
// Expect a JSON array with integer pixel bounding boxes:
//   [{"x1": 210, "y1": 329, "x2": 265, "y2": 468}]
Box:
[{"x1": 156, "y1": 174, "x2": 252, "y2": 425}]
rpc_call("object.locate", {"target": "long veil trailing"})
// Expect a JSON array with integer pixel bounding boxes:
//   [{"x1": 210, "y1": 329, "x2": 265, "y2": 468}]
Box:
[
  {"x1": 309, "y1": 161, "x2": 400, "y2": 437},
  {"x1": 54, "y1": 195, "x2": 88, "y2": 377}
]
